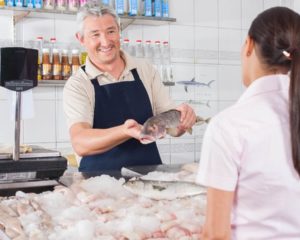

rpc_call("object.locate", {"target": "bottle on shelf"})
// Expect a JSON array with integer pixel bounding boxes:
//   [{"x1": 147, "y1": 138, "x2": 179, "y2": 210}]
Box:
[
  {"x1": 15, "y1": 0, "x2": 23, "y2": 7},
  {"x1": 49, "y1": 37, "x2": 57, "y2": 63},
  {"x1": 102, "y1": 0, "x2": 114, "y2": 8},
  {"x1": 80, "y1": 50, "x2": 88, "y2": 65},
  {"x1": 68, "y1": 0, "x2": 79, "y2": 12},
  {"x1": 24, "y1": 0, "x2": 34, "y2": 8},
  {"x1": 33, "y1": 0, "x2": 43, "y2": 8},
  {"x1": 61, "y1": 49, "x2": 71, "y2": 80},
  {"x1": 128, "y1": 0, "x2": 139, "y2": 16},
  {"x1": 56, "y1": 0, "x2": 67, "y2": 10},
  {"x1": 6, "y1": 0, "x2": 13, "y2": 7},
  {"x1": 135, "y1": 39, "x2": 144, "y2": 58},
  {"x1": 79, "y1": 0, "x2": 87, "y2": 8},
  {"x1": 144, "y1": 40, "x2": 153, "y2": 62},
  {"x1": 153, "y1": 40, "x2": 163, "y2": 80},
  {"x1": 43, "y1": 0, "x2": 55, "y2": 9},
  {"x1": 161, "y1": 41, "x2": 173, "y2": 84},
  {"x1": 36, "y1": 36, "x2": 44, "y2": 81},
  {"x1": 71, "y1": 49, "x2": 81, "y2": 75},
  {"x1": 153, "y1": 0, "x2": 162, "y2": 17},
  {"x1": 115, "y1": 0, "x2": 128, "y2": 15},
  {"x1": 122, "y1": 38, "x2": 134, "y2": 56},
  {"x1": 162, "y1": 0, "x2": 169, "y2": 17},
  {"x1": 52, "y1": 48, "x2": 62, "y2": 80},
  {"x1": 144, "y1": 0, "x2": 152, "y2": 16},
  {"x1": 42, "y1": 48, "x2": 52, "y2": 80}
]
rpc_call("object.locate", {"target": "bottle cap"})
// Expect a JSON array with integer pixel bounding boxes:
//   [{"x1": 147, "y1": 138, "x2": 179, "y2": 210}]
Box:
[
  {"x1": 62, "y1": 49, "x2": 69, "y2": 54},
  {"x1": 52, "y1": 48, "x2": 59, "y2": 53},
  {"x1": 72, "y1": 49, "x2": 79, "y2": 54}
]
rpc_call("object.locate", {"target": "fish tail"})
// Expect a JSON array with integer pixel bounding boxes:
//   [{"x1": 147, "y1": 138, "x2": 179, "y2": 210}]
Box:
[
  {"x1": 207, "y1": 80, "x2": 215, "y2": 88},
  {"x1": 206, "y1": 100, "x2": 210, "y2": 108}
]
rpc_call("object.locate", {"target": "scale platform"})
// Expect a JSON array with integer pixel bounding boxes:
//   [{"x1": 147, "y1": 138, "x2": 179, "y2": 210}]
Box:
[{"x1": 0, "y1": 146, "x2": 67, "y2": 196}]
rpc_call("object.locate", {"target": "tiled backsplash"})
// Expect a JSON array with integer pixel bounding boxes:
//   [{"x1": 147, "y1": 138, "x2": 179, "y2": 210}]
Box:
[{"x1": 0, "y1": 0, "x2": 298, "y2": 164}]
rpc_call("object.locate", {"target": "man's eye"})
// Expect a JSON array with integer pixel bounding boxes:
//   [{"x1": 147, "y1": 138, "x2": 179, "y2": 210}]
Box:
[
  {"x1": 108, "y1": 30, "x2": 116, "y2": 34},
  {"x1": 91, "y1": 34, "x2": 100, "y2": 38}
]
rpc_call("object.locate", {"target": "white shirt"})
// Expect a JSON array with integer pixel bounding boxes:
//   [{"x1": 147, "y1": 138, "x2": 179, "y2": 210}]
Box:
[{"x1": 197, "y1": 74, "x2": 300, "y2": 239}]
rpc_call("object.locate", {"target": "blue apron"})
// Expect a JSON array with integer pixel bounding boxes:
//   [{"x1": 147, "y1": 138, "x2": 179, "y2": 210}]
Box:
[{"x1": 79, "y1": 67, "x2": 162, "y2": 171}]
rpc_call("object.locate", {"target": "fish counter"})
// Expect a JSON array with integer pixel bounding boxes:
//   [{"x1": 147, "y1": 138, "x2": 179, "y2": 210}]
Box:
[{"x1": 0, "y1": 163, "x2": 206, "y2": 240}]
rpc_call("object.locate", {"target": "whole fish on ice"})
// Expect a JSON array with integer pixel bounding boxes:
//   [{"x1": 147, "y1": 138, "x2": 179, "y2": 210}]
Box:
[
  {"x1": 123, "y1": 179, "x2": 206, "y2": 200},
  {"x1": 140, "y1": 109, "x2": 210, "y2": 144}
]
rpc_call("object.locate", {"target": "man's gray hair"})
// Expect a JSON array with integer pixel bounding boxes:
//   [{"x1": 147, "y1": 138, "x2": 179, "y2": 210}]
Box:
[{"x1": 77, "y1": 2, "x2": 120, "y2": 36}]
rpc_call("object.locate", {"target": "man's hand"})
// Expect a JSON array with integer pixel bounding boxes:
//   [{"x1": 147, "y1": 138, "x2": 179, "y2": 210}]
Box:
[
  {"x1": 176, "y1": 103, "x2": 197, "y2": 132},
  {"x1": 123, "y1": 119, "x2": 142, "y2": 140}
]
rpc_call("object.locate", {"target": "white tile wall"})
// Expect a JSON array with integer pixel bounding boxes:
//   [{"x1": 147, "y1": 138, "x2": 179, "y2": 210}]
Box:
[
  {"x1": 0, "y1": 0, "x2": 296, "y2": 164},
  {"x1": 195, "y1": 27, "x2": 218, "y2": 64},
  {"x1": 169, "y1": 0, "x2": 194, "y2": 25},
  {"x1": 241, "y1": 0, "x2": 263, "y2": 29},
  {"x1": 219, "y1": 29, "x2": 241, "y2": 65},
  {"x1": 219, "y1": 0, "x2": 241, "y2": 29},
  {"x1": 195, "y1": 0, "x2": 218, "y2": 27}
]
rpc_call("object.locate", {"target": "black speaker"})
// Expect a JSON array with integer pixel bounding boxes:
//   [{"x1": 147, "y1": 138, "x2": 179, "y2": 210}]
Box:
[{"x1": 0, "y1": 47, "x2": 38, "y2": 92}]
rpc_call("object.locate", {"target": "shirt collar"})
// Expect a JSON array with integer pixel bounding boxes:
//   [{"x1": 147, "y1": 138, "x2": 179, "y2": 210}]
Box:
[
  {"x1": 84, "y1": 50, "x2": 138, "y2": 80},
  {"x1": 238, "y1": 74, "x2": 290, "y2": 103}
]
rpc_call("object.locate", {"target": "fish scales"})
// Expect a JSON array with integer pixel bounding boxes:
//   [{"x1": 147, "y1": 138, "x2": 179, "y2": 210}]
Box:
[{"x1": 140, "y1": 109, "x2": 210, "y2": 144}]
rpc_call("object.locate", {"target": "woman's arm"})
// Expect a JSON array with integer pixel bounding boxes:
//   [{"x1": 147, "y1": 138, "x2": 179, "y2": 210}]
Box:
[{"x1": 201, "y1": 187, "x2": 235, "y2": 240}]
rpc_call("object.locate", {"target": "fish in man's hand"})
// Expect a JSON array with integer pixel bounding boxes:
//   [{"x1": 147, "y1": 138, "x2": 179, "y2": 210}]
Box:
[{"x1": 140, "y1": 109, "x2": 210, "y2": 144}]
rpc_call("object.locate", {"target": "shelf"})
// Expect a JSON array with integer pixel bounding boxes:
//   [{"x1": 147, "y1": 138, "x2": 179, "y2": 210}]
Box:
[
  {"x1": 0, "y1": 6, "x2": 176, "y2": 29},
  {"x1": 38, "y1": 80, "x2": 67, "y2": 87},
  {"x1": 37, "y1": 80, "x2": 175, "y2": 87}
]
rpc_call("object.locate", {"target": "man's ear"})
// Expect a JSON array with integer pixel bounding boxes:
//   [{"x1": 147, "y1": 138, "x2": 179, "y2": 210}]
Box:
[
  {"x1": 245, "y1": 36, "x2": 255, "y2": 57},
  {"x1": 76, "y1": 32, "x2": 84, "y2": 45}
]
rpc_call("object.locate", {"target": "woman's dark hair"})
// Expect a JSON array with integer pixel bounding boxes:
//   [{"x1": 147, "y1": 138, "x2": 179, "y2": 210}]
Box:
[{"x1": 248, "y1": 6, "x2": 300, "y2": 177}]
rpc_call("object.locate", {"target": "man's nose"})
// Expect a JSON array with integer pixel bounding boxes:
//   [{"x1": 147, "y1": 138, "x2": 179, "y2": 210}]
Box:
[{"x1": 99, "y1": 34, "x2": 110, "y2": 45}]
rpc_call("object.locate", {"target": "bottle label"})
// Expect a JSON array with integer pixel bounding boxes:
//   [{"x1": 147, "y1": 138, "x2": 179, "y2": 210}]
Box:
[
  {"x1": 42, "y1": 64, "x2": 52, "y2": 79},
  {"x1": 34, "y1": 0, "x2": 42, "y2": 8},
  {"x1": 53, "y1": 64, "x2": 62, "y2": 76},
  {"x1": 129, "y1": 0, "x2": 138, "y2": 16},
  {"x1": 144, "y1": 0, "x2": 152, "y2": 16},
  {"x1": 62, "y1": 65, "x2": 71, "y2": 77},
  {"x1": 162, "y1": 0, "x2": 169, "y2": 17},
  {"x1": 72, "y1": 65, "x2": 80, "y2": 74},
  {"x1": 80, "y1": 52, "x2": 87, "y2": 65},
  {"x1": 115, "y1": 0, "x2": 124, "y2": 15},
  {"x1": 154, "y1": 0, "x2": 161, "y2": 17}
]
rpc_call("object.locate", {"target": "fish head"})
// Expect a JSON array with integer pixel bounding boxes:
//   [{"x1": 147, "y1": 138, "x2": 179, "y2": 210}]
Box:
[{"x1": 140, "y1": 121, "x2": 166, "y2": 144}]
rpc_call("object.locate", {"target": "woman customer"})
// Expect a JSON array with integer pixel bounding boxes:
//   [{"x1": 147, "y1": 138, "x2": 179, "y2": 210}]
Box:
[{"x1": 197, "y1": 6, "x2": 300, "y2": 239}]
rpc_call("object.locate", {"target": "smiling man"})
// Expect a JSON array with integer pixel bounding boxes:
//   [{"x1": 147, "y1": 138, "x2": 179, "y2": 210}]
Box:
[{"x1": 63, "y1": 2, "x2": 196, "y2": 171}]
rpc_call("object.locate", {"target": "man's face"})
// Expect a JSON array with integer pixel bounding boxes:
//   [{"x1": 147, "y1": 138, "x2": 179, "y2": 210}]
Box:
[{"x1": 78, "y1": 14, "x2": 121, "y2": 66}]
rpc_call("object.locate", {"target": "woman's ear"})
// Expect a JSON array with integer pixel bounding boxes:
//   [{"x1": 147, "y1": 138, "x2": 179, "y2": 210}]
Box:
[{"x1": 244, "y1": 36, "x2": 255, "y2": 57}]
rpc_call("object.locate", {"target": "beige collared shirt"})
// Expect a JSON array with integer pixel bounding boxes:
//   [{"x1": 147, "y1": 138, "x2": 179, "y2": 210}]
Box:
[{"x1": 63, "y1": 51, "x2": 176, "y2": 129}]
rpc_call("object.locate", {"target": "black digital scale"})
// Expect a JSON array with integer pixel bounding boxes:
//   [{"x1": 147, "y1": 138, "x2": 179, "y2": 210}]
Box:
[{"x1": 0, "y1": 47, "x2": 67, "y2": 196}]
